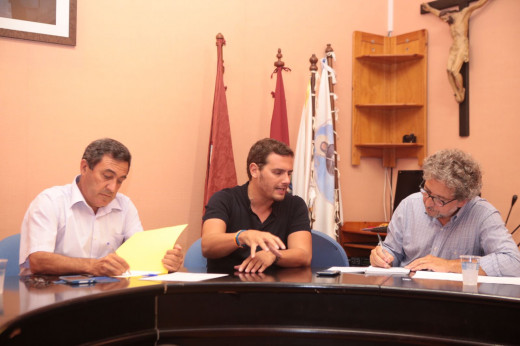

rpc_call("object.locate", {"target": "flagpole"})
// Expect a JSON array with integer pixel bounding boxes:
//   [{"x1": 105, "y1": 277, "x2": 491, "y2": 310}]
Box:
[
  {"x1": 309, "y1": 54, "x2": 318, "y2": 141},
  {"x1": 274, "y1": 48, "x2": 284, "y2": 69},
  {"x1": 325, "y1": 44, "x2": 342, "y2": 235},
  {"x1": 307, "y1": 54, "x2": 318, "y2": 229}
]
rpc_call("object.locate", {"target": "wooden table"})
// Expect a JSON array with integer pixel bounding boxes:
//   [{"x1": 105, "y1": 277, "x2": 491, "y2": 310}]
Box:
[{"x1": 1, "y1": 269, "x2": 519, "y2": 345}]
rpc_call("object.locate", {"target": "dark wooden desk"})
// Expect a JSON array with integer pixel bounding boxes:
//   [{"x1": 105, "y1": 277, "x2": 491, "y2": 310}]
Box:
[{"x1": 1, "y1": 269, "x2": 519, "y2": 345}]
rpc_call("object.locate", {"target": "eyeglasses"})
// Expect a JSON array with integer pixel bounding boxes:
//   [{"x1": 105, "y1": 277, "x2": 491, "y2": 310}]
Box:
[{"x1": 419, "y1": 181, "x2": 457, "y2": 207}]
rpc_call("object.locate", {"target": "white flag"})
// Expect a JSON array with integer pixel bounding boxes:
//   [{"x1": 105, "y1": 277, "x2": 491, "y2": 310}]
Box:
[
  {"x1": 310, "y1": 58, "x2": 342, "y2": 239},
  {"x1": 292, "y1": 80, "x2": 314, "y2": 204}
]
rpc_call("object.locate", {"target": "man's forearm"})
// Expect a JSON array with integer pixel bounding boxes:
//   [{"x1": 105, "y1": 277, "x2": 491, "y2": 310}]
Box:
[
  {"x1": 481, "y1": 253, "x2": 520, "y2": 277},
  {"x1": 445, "y1": 258, "x2": 487, "y2": 275},
  {"x1": 201, "y1": 232, "x2": 241, "y2": 259},
  {"x1": 275, "y1": 248, "x2": 312, "y2": 267},
  {"x1": 29, "y1": 251, "x2": 93, "y2": 275}
]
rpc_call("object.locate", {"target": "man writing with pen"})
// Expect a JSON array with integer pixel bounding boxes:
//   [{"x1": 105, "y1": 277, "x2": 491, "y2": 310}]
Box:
[
  {"x1": 370, "y1": 149, "x2": 520, "y2": 277},
  {"x1": 19, "y1": 138, "x2": 183, "y2": 276}
]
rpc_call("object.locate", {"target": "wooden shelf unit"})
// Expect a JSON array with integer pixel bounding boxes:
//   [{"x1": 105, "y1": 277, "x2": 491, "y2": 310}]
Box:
[
  {"x1": 352, "y1": 30, "x2": 428, "y2": 168},
  {"x1": 340, "y1": 221, "x2": 386, "y2": 259}
]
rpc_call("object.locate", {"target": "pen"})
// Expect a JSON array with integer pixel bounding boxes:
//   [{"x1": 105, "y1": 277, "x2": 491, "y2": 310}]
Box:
[
  {"x1": 377, "y1": 233, "x2": 387, "y2": 257},
  {"x1": 377, "y1": 233, "x2": 389, "y2": 267},
  {"x1": 377, "y1": 233, "x2": 384, "y2": 249}
]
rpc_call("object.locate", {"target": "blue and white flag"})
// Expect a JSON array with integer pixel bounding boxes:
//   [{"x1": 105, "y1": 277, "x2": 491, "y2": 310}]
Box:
[{"x1": 310, "y1": 58, "x2": 342, "y2": 239}]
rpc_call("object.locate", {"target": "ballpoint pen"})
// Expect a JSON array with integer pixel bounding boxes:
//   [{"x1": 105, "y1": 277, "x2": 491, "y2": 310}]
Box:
[
  {"x1": 377, "y1": 233, "x2": 384, "y2": 249},
  {"x1": 377, "y1": 233, "x2": 390, "y2": 267}
]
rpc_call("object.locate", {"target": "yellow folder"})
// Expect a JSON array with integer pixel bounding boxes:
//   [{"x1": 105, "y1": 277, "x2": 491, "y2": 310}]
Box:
[{"x1": 116, "y1": 224, "x2": 187, "y2": 273}]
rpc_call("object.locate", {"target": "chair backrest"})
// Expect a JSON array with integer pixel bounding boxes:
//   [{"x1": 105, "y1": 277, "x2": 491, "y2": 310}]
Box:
[
  {"x1": 184, "y1": 238, "x2": 207, "y2": 272},
  {"x1": 0, "y1": 233, "x2": 21, "y2": 276},
  {"x1": 311, "y1": 230, "x2": 349, "y2": 268}
]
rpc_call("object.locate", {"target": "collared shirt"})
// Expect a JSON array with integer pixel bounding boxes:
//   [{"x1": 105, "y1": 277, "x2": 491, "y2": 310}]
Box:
[
  {"x1": 19, "y1": 176, "x2": 143, "y2": 275},
  {"x1": 202, "y1": 182, "x2": 311, "y2": 272},
  {"x1": 383, "y1": 192, "x2": 520, "y2": 277}
]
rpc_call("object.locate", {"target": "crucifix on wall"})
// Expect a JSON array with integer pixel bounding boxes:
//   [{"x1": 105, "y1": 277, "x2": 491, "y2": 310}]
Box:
[{"x1": 421, "y1": 0, "x2": 490, "y2": 137}]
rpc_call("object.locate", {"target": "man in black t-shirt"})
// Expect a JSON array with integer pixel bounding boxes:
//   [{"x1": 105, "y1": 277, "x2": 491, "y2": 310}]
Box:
[{"x1": 202, "y1": 138, "x2": 312, "y2": 273}]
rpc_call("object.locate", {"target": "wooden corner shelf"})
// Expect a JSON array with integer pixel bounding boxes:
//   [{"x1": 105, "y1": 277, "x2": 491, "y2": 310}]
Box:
[
  {"x1": 356, "y1": 53, "x2": 424, "y2": 63},
  {"x1": 351, "y1": 30, "x2": 428, "y2": 168},
  {"x1": 355, "y1": 143, "x2": 423, "y2": 149},
  {"x1": 355, "y1": 103, "x2": 423, "y2": 110}
]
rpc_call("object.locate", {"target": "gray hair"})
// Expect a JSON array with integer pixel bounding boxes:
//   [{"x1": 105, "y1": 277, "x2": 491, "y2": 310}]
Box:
[
  {"x1": 82, "y1": 138, "x2": 132, "y2": 171},
  {"x1": 422, "y1": 149, "x2": 482, "y2": 201}
]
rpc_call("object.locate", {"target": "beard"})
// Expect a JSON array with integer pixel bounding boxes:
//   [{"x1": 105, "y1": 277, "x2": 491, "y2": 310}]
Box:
[
  {"x1": 425, "y1": 205, "x2": 459, "y2": 219},
  {"x1": 258, "y1": 175, "x2": 287, "y2": 202}
]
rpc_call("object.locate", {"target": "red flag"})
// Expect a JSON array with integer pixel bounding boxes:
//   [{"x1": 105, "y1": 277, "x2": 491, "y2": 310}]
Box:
[
  {"x1": 203, "y1": 33, "x2": 237, "y2": 210},
  {"x1": 270, "y1": 52, "x2": 291, "y2": 146}
]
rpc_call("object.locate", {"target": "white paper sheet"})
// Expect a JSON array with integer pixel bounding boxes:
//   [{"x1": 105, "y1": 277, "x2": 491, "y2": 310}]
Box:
[
  {"x1": 365, "y1": 266, "x2": 410, "y2": 275},
  {"x1": 412, "y1": 270, "x2": 520, "y2": 285},
  {"x1": 327, "y1": 266, "x2": 410, "y2": 275},
  {"x1": 328, "y1": 266, "x2": 366, "y2": 273},
  {"x1": 114, "y1": 270, "x2": 161, "y2": 278},
  {"x1": 140, "y1": 272, "x2": 228, "y2": 282}
]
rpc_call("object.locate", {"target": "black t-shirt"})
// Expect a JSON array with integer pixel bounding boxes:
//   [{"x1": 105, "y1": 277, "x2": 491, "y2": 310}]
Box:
[{"x1": 202, "y1": 182, "x2": 311, "y2": 272}]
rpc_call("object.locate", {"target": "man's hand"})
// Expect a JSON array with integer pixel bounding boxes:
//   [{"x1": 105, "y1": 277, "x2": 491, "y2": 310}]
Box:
[
  {"x1": 234, "y1": 250, "x2": 278, "y2": 273},
  {"x1": 90, "y1": 253, "x2": 130, "y2": 276},
  {"x1": 370, "y1": 246, "x2": 394, "y2": 268},
  {"x1": 405, "y1": 255, "x2": 459, "y2": 272},
  {"x1": 238, "y1": 230, "x2": 286, "y2": 259},
  {"x1": 162, "y1": 244, "x2": 183, "y2": 272}
]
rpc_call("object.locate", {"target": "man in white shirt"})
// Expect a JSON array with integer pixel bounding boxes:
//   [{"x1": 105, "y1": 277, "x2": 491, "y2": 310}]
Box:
[{"x1": 20, "y1": 138, "x2": 183, "y2": 276}]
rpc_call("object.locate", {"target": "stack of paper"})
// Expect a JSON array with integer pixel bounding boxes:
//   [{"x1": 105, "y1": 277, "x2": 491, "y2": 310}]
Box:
[
  {"x1": 141, "y1": 272, "x2": 228, "y2": 282},
  {"x1": 412, "y1": 270, "x2": 520, "y2": 285},
  {"x1": 328, "y1": 266, "x2": 410, "y2": 275}
]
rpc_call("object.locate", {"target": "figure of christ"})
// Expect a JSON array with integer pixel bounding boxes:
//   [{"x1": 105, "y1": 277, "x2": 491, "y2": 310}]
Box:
[{"x1": 422, "y1": 0, "x2": 490, "y2": 103}]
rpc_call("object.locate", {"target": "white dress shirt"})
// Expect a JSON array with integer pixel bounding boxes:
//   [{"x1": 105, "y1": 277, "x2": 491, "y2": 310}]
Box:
[{"x1": 19, "y1": 176, "x2": 143, "y2": 275}]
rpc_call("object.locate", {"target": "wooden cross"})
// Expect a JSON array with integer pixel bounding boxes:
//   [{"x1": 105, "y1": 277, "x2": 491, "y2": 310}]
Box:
[{"x1": 421, "y1": 0, "x2": 481, "y2": 137}]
